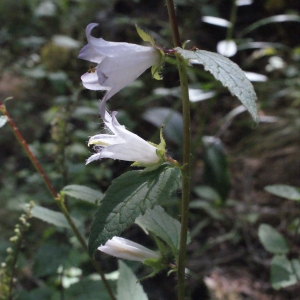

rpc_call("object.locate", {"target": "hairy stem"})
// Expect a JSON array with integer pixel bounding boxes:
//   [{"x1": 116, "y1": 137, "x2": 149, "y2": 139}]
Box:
[
  {"x1": 165, "y1": 2, "x2": 191, "y2": 299},
  {"x1": 0, "y1": 102, "x2": 116, "y2": 300}
]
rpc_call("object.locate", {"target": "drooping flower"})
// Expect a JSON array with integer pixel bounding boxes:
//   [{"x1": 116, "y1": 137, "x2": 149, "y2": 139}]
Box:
[
  {"x1": 86, "y1": 110, "x2": 166, "y2": 167},
  {"x1": 98, "y1": 237, "x2": 160, "y2": 262},
  {"x1": 78, "y1": 23, "x2": 164, "y2": 117}
]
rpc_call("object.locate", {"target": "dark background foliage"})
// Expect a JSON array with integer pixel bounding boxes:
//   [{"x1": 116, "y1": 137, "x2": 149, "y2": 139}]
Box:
[{"x1": 1, "y1": 0, "x2": 300, "y2": 299}]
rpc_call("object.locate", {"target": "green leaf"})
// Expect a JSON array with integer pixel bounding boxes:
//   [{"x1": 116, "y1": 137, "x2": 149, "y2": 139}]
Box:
[
  {"x1": 265, "y1": 184, "x2": 300, "y2": 201},
  {"x1": 135, "y1": 205, "x2": 189, "y2": 255},
  {"x1": 258, "y1": 224, "x2": 290, "y2": 254},
  {"x1": 62, "y1": 184, "x2": 104, "y2": 205},
  {"x1": 291, "y1": 259, "x2": 300, "y2": 280},
  {"x1": 202, "y1": 136, "x2": 230, "y2": 203},
  {"x1": 65, "y1": 277, "x2": 115, "y2": 300},
  {"x1": 31, "y1": 205, "x2": 80, "y2": 229},
  {"x1": 0, "y1": 116, "x2": 8, "y2": 128},
  {"x1": 88, "y1": 164, "x2": 180, "y2": 256},
  {"x1": 142, "y1": 107, "x2": 183, "y2": 145},
  {"x1": 117, "y1": 261, "x2": 148, "y2": 300},
  {"x1": 271, "y1": 255, "x2": 298, "y2": 290},
  {"x1": 241, "y1": 15, "x2": 300, "y2": 37},
  {"x1": 175, "y1": 48, "x2": 258, "y2": 123}
]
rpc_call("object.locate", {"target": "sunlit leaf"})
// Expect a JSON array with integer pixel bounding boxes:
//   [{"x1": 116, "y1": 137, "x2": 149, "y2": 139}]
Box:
[
  {"x1": 202, "y1": 16, "x2": 231, "y2": 27},
  {"x1": 265, "y1": 185, "x2": 300, "y2": 201},
  {"x1": 176, "y1": 48, "x2": 258, "y2": 123},
  {"x1": 62, "y1": 184, "x2": 104, "y2": 205},
  {"x1": 258, "y1": 224, "x2": 290, "y2": 254},
  {"x1": 88, "y1": 165, "x2": 181, "y2": 256},
  {"x1": 117, "y1": 261, "x2": 148, "y2": 300}
]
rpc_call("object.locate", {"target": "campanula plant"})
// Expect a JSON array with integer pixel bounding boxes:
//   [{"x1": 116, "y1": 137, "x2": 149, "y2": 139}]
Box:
[
  {"x1": 0, "y1": 1, "x2": 259, "y2": 299},
  {"x1": 79, "y1": 1, "x2": 258, "y2": 299}
]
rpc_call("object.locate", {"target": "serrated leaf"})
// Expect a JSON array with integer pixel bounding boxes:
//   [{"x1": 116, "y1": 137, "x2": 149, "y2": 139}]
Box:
[
  {"x1": 258, "y1": 224, "x2": 289, "y2": 254},
  {"x1": 0, "y1": 116, "x2": 8, "y2": 128},
  {"x1": 135, "y1": 205, "x2": 189, "y2": 255},
  {"x1": 62, "y1": 184, "x2": 103, "y2": 205},
  {"x1": 117, "y1": 261, "x2": 148, "y2": 300},
  {"x1": 271, "y1": 255, "x2": 298, "y2": 290},
  {"x1": 175, "y1": 48, "x2": 258, "y2": 123},
  {"x1": 88, "y1": 164, "x2": 180, "y2": 256},
  {"x1": 265, "y1": 184, "x2": 300, "y2": 201},
  {"x1": 31, "y1": 205, "x2": 80, "y2": 229}
]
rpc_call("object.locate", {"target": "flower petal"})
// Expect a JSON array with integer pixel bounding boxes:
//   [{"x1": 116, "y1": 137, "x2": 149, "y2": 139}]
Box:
[{"x1": 81, "y1": 72, "x2": 109, "y2": 91}]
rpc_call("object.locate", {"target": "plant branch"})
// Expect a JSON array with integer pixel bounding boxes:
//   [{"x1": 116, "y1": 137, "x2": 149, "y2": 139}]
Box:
[
  {"x1": 165, "y1": 1, "x2": 191, "y2": 299},
  {"x1": 0, "y1": 101, "x2": 116, "y2": 300}
]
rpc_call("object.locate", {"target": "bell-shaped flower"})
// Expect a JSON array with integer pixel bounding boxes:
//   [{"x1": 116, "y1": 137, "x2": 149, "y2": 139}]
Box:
[
  {"x1": 86, "y1": 110, "x2": 166, "y2": 167},
  {"x1": 98, "y1": 237, "x2": 160, "y2": 262},
  {"x1": 78, "y1": 23, "x2": 164, "y2": 117}
]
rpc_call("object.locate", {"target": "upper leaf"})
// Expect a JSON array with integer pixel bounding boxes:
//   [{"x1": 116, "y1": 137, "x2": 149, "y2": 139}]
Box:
[
  {"x1": 117, "y1": 261, "x2": 148, "y2": 300},
  {"x1": 258, "y1": 224, "x2": 290, "y2": 254},
  {"x1": 135, "y1": 205, "x2": 190, "y2": 255},
  {"x1": 175, "y1": 48, "x2": 258, "y2": 123},
  {"x1": 88, "y1": 164, "x2": 181, "y2": 256},
  {"x1": 62, "y1": 184, "x2": 104, "y2": 205}
]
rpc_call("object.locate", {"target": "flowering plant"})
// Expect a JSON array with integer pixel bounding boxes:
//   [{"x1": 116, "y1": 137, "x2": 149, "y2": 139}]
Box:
[
  {"x1": 78, "y1": 23, "x2": 164, "y2": 116},
  {"x1": 87, "y1": 110, "x2": 166, "y2": 167}
]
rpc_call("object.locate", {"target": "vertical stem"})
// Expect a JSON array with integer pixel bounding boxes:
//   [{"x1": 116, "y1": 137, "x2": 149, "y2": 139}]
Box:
[
  {"x1": 165, "y1": 1, "x2": 191, "y2": 299},
  {"x1": 226, "y1": 0, "x2": 237, "y2": 40},
  {"x1": 166, "y1": 0, "x2": 182, "y2": 47},
  {"x1": 0, "y1": 102, "x2": 116, "y2": 300},
  {"x1": 177, "y1": 57, "x2": 191, "y2": 300}
]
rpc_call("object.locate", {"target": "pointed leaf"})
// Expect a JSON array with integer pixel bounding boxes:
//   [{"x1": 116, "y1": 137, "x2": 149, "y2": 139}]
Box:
[
  {"x1": 31, "y1": 205, "x2": 80, "y2": 229},
  {"x1": 117, "y1": 261, "x2": 148, "y2": 300},
  {"x1": 88, "y1": 165, "x2": 180, "y2": 256},
  {"x1": 175, "y1": 48, "x2": 258, "y2": 123},
  {"x1": 271, "y1": 255, "x2": 298, "y2": 290},
  {"x1": 0, "y1": 116, "x2": 8, "y2": 128},
  {"x1": 135, "y1": 205, "x2": 189, "y2": 255},
  {"x1": 265, "y1": 184, "x2": 300, "y2": 201},
  {"x1": 258, "y1": 224, "x2": 289, "y2": 254},
  {"x1": 62, "y1": 184, "x2": 103, "y2": 205}
]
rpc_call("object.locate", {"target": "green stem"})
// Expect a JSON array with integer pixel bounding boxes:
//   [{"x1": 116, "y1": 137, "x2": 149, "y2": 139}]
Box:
[
  {"x1": 165, "y1": 2, "x2": 191, "y2": 299},
  {"x1": 0, "y1": 103, "x2": 59, "y2": 199},
  {"x1": 0, "y1": 102, "x2": 116, "y2": 300},
  {"x1": 226, "y1": 0, "x2": 237, "y2": 41}
]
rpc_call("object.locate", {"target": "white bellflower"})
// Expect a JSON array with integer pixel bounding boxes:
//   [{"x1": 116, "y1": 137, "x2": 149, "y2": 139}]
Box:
[
  {"x1": 78, "y1": 23, "x2": 163, "y2": 116},
  {"x1": 98, "y1": 237, "x2": 160, "y2": 262},
  {"x1": 87, "y1": 110, "x2": 165, "y2": 167}
]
